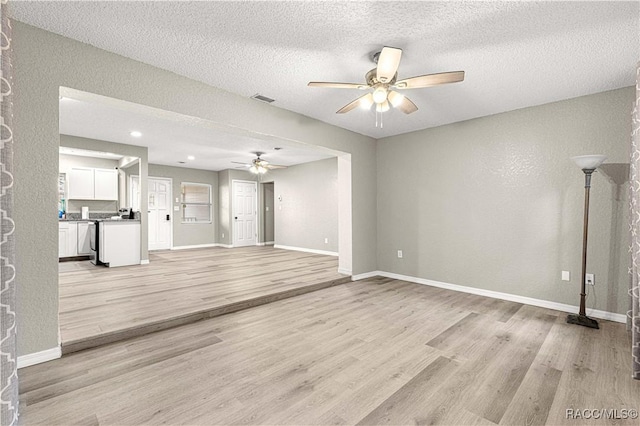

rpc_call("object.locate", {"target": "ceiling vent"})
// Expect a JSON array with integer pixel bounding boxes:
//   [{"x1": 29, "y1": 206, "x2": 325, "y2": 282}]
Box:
[{"x1": 251, "y1": 94, "x2": 275, "y2": 104}]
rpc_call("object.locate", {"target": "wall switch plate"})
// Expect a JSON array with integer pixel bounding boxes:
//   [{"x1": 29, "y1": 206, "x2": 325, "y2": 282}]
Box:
[
  {"x1": 397, "y1": 250, "x2": 403, "y2": 259},
  {"x1": 562, "y1": 271, "x2": 571, "y2": 281},
  {"x1": 173, "y1": 206, "x2": 179, "y2": 211},
  {"x1": 324, "y1": 238, "x2": 328, "y2": 244},
  {"x1": 222, "y1": 233, "x2": 224, "y2": 239},
  {"x1": 175, "y1": 198, "x2": 179, "y2": 203},
  {"x1": 586, "y1": 273, "x2": 595, "y2": 286}
]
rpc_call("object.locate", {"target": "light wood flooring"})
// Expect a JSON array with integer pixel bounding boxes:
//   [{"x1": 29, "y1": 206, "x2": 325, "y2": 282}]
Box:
[
  {"x1": 59, "y1": 246, "x2": 349, "y2": 353},
  {"x1": 22, "y1": 277, "x2": 639, "y2": 425}
]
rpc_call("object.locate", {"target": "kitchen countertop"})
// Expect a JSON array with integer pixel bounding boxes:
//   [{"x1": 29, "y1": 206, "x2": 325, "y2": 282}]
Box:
[{"x1": 59, "y1": 218, "x2": 141, "y2": 222}]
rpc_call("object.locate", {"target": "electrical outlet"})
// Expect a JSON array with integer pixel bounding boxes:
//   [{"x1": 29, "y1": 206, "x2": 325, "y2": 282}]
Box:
[
  {"x1": 397, "y1": 250, "x2": 403, "y2": 259},
  {"x1": 586, "y1": 273, "x2": 595, "y2": 286},
  {"x1": 222, "y1": 233, "x2": 224, "y2": 239},
  {"x1": 324, "y1": 238, "x2": 328, "y2": 244},
  {"x1": 562, "y1": 271, "x2": 571, "y2": 281}
]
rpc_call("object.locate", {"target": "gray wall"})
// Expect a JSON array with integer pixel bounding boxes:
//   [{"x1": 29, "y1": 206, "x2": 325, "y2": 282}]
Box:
[
  {"x1": 13, "y1": 21, "x2": 376, "y2": 357},
  {"x1": 377, "y1": 87, "x2": 633, "y2": 315},
  {"x1": 267, "y1": 158, "x2": 339, "y2": 252},
  {"x1": 59, "y1": 153, "x2": 119, "y2": 213},
  {"x1": 148, "y1": 164, "x2": 219, "y2": 248}
]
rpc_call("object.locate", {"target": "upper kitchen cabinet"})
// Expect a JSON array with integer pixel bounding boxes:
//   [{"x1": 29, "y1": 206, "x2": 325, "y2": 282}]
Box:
[
  {"x1": 68, "y1": 167, "x2": 94, "y2": 199},
  {"x1": 94, "y1": 168, "x2": 118, "y2": 200},
  {"x1": 68, "y1": 167, "x2": 118, "y2": 200}
]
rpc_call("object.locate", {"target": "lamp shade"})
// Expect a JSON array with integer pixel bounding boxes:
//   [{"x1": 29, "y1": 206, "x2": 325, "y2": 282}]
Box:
[{"x1": 571, "y1": 155, "x2": 607, "y2": 170}]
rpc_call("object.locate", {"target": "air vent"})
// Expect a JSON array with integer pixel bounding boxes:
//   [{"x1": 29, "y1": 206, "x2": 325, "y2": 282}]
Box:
[{"x1": 251, "y1": 94, "x2": 275, "y2": 104}]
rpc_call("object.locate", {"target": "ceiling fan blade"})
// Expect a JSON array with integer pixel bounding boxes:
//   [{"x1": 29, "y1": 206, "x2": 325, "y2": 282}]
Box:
[
  {"x1": 267, "y1": 164, "x2": 287, "y2": 170},
  {"x1": 308, "y1": 82, "x2": 368, "y2": 90},
  {"x1": 231, "y1": 161, "x2": 250, "y2": 166},
  {"x1": 376, "y1": 46, "x2": 402, "y2": 84},
  {"x1": 394, "y1": 71, "x2": 465, "y2": 89},
  {"x1": 388, "y1": 91, "x2": 418, "y2": 114},
  {"x1": 336, "y1": 93, "x2": 374, "y2": 114}
]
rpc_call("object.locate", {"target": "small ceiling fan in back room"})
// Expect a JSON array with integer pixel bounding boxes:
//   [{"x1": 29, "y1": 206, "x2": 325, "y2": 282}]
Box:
[
  {"x1": 308, "y1": 46, "x2": 465, "y2": 127},
  {"x1": 232, "y1": 152, "x2": 287, "y2": 175}
]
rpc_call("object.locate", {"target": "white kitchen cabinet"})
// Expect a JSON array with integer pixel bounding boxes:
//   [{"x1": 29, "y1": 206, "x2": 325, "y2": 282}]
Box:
[
  {"x1": 68, "y1": 167, "x2": 118, "y2": 200},
  {"x1": 99, "y1": 221, "x2": 141, "y2": 267},
  {"x1": 94, "y1": 168, "x2": 118, "y2": 200},
  {"x1": 77, "y1": 222, "x2": 91, "y2": 255},
  {"x1": 58, "y1": 222, "x2": 78, "y2": 258},
  {"x1": 68, "y1": 167, "x2": 94, "y2": 200}
]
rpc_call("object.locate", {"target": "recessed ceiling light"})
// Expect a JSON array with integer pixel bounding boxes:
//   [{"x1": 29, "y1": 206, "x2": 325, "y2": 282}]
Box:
[
  {"x1": 130, "y1": 131, "x2": 142, "y2": 138},
  {"x1": 187, "y1": 155, "x2": 195, "y2": 160}
]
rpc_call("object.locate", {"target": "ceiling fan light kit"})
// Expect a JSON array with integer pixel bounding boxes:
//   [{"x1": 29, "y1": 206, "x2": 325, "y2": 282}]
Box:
[
  {"x1": 308, "y1": 45, "x2": 465, "y2": 125},
  {"x1": 231, "y1": 152, "x2": 287, "y2": 175}
]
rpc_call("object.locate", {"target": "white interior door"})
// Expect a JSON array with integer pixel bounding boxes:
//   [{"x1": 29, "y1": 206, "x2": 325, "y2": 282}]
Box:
[
  {"x1": 148, "y1": 177, "x2": 172, "y2": 250},
  {"x1": 233, "y1": 180, "x2": 257, "y2": 247}
]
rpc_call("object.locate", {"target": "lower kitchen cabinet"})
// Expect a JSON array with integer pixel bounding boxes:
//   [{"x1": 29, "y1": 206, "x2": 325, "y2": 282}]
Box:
[
  {"x1": 77, "y1": 222, "x2": 91, "y2": 255},
  {"x1": 59, "y1": 221, "x2": 92, "y2": 258},
  {"x1": 58, "y1": 222, "x2": 78, "y2": 258}
]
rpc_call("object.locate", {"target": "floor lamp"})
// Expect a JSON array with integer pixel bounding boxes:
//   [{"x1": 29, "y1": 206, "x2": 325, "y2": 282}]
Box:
[{"x1": 566, "y1": 154, "x2": 607, "y2": 329}]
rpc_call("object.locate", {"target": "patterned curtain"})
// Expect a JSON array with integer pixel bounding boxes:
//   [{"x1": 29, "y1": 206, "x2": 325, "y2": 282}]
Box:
[
  {"x1": 631, "y1": 62, "x2": 640, "y2": 380},
  {"x1": 0, "y1": 0, "x2": 17, "y2": 422}
]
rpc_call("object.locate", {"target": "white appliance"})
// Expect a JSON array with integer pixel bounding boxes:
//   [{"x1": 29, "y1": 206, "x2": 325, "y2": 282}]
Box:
[{"x1": 98, "y1": 221, "x2": 141, "y2": 267}]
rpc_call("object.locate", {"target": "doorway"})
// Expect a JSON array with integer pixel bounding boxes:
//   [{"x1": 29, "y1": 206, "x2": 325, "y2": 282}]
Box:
[
  {"x1": 261, "y1": 182, "x2": 275, "y2": 245},
  {"x1": 232, "y1": 180, "x2": 257, "y2": 247}
]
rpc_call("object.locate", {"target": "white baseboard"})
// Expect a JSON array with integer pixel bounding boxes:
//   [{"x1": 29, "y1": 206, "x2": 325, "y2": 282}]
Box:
[
  {"x1": 353, "y1": 270, "x2": 627, "y2": 324},
  {"x1": 171, "y1": 243, "x2": 218, "y2": 251},
  {"x1": 217, "y1": 243, "x2": 234, "y2": 249},
  {"x1": 257, "y1": 241, "x2": 275, "y2": 247},
  {"x1": 351, "y1": 270, "x2": 382, "y2": 281},
  {"x1": 18, "y1": 346, "x2": 61, "y2": 369},
  {"x1": 140, "y1": 259, "x2": 149, "y2": 265},
  {"x1": 274, "y1": 244, "x2": 338, "y2": 257},
  {"x1": 338, "y1": 268, "x2": 352, "y2": 276}
]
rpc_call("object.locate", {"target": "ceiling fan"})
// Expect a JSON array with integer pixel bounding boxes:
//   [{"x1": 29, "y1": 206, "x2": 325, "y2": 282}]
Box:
[
  {"x1": 232, "y1": 152, "x2": 287, "y2": 174},
  {"x1": 308, "y1": 46, "x2": 464, "y2": 115}
]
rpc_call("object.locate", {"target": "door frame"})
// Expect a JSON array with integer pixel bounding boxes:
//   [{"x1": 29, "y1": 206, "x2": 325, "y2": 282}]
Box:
[
  {"x1": 232, "y1": 179, "x2": 258, "y2": 247},
  {"x1": 134, "y1": 175, "x2": 174, "y2": 251}
]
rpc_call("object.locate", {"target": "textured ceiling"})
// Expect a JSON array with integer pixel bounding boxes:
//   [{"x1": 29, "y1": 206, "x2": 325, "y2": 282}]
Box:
[
  {"x1": 59, "y1": 96, "x2": 334, "y2": 171},
  {"x1": 12, "y1": 1, "x2": 640, "y2": 138}
]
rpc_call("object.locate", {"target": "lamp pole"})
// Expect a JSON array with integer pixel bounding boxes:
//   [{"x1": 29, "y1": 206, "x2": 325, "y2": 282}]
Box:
[{"x1": 567, "y1": 155, "x2": 606, "y2": 329}]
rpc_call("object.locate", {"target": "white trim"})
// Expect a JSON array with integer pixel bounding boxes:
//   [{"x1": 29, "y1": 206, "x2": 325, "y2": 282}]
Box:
[
  {"x1": 338, "y1": 268, "x2": 352, "y2": 276},
  {"x1": 256, "y1": 241, "x2": 275, "y2": 247},
  {"x1": 374, "y1": 271, "x2": 627, "y2": 324},
  {"x1": 274, "y1": 244, "x2": 338, "y2": 257},
  {"x1": 171, "y1": 243, "x2": 218, "y2": 251},
  {"x1": 351, "y1": 270, "x2": 382, "y2": 281},
  {"x1": 18, "y1": 346, "x2": 61, "y2": 369},
  {"x1": 171, "y1": 243, "x2": 235, "y2": 250},
  {"x1": 140, "y1": 259, "x2": 150, "y2": 265}
]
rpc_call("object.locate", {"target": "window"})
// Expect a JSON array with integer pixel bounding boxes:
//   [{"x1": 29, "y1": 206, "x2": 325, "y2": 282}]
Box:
[{"x1": 181, "y1": 182, "x2": 212, "y2": 223}]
